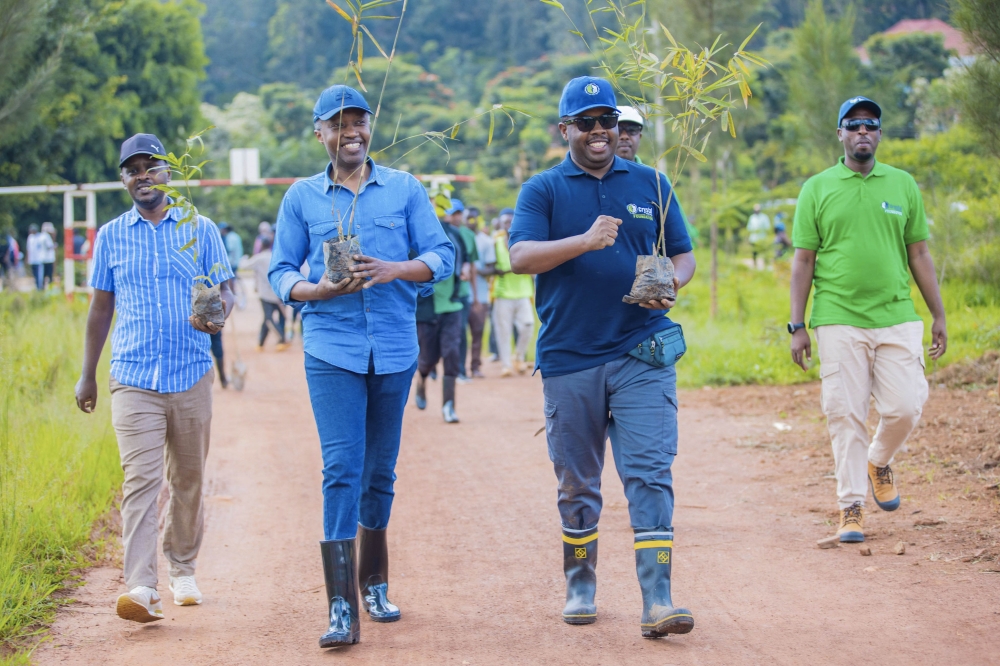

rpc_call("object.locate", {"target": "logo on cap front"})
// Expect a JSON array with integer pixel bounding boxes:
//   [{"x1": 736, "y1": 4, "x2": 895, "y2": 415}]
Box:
[
  {"x1": 848, "y1": 96, "x2": 865, "y2": 104},
  {"x1": 584, "y1": 82, "x2": 600, "y2": 95}
]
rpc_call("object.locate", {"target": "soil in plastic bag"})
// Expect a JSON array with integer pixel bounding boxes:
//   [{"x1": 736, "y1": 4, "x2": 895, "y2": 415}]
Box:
[
  {"x1": 191, "y1": 282, "x2": 226, "y2": 328},
  {"x1": 323, "y1": 236, "x2": 360, "y2": 283},
  {"x1": 622, "y1": 255, "x2": 676, "y2": 304}
]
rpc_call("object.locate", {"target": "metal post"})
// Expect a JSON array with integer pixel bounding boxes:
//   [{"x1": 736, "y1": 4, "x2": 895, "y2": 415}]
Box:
[{"x1": 63, "y1": 191, "x2": 74, "y2": 298}]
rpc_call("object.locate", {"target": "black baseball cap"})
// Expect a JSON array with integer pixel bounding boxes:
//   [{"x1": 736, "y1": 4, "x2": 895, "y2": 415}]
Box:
[
  {"x1": 119, "y1": 133, "x2": 167, "y2": 168},
  {"x1": 837, "y1": 97, "x2": 881, "y2": 127}
]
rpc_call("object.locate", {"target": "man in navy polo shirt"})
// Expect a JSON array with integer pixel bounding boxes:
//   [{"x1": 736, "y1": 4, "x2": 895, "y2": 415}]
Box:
[{"x1": 509, "y1": 76, "x2": 697, "y2": 638}]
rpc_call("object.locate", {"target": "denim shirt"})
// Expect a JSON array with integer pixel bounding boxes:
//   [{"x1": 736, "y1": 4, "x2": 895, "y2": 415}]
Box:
[{"x1": 269, "y1": 160, "x2": 455, "y2": 375}]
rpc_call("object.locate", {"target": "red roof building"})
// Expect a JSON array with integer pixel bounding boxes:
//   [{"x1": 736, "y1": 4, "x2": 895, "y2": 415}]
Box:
[{"x1": 858, "y1": 18, "x2": 974, "y2": 64}]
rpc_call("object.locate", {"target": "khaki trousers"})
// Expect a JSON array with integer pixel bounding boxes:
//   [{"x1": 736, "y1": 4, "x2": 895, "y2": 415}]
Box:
[
  {"x1": 492, "y1": 297, "x2": 534, "y2": 370},
  {"x1": 110, "y1": 370, "x2": 213, "y2": 589},
  {"x1": 815, "y1": 321, "x2": 928, "y2": 509}
]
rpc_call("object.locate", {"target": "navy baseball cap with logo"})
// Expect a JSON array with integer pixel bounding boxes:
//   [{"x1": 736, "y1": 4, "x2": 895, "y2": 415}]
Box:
[
  {"x1": 313, "y1": 85, "x2": 372, "y2": 122},
  {"x1": 559, "y1": 76, "x2": 618, "y2": 118},
  {"x1": 837, "y1": 96, "x2": 881, "y2": 127},
  {"x1": 119, "y1": 133, "x2": 166, "y2": 167}
]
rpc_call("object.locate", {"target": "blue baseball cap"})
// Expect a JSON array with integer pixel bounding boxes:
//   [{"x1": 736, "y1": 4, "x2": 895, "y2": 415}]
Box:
[
  {"x1": 119, "y1": 133, "x2": 166, "y2": 167},
  {"x1": 445, "y1": 198, "x2": 465, "y2": 215},
  {"x1": 313, "y1": 85, "x2": 372, "y2": 122},
  {"x1": 559, "y1": 76, "x2": 617, "y2": 118},
  {"x1": 837, "y1": 96, "x2": 881, "y2": 127},
  {"x1": 498, "y1": 207, "x2": 515, "y2": 217}
]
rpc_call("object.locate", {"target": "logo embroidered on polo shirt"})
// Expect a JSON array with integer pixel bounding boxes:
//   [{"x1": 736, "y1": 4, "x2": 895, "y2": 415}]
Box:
[
  {"x1": 881, "y1": 202, "x2": 904, "y2": 216},
  {"x1": 626, "y1": 203, "x2": 654, "y2": 221},
  {"x1": 584, "y1": 82, "x2": 600, "y2": 95}
]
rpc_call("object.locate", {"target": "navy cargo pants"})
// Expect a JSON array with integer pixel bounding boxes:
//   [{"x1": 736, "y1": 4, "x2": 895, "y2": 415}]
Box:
[{"x1": 542, "y1": 354, "x2": 678, "y2": 533}]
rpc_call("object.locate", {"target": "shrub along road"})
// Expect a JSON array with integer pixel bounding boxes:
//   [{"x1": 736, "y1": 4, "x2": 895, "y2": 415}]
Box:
[{"x1": 34, "y1": 303, "x2": 1000, "y2": 665}]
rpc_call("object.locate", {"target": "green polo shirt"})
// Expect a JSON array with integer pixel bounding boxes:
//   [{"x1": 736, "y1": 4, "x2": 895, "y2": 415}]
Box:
[{"x1": 793, "y1": 157, "x2": 929, "y2": 329}]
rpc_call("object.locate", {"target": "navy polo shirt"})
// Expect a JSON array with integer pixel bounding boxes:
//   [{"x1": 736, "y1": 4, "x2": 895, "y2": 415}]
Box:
[{"x1": 510, "y1": 154, "x2": 692, "y2": 377}]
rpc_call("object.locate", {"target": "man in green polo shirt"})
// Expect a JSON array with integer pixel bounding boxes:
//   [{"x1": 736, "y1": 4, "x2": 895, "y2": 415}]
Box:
[
  {"x1": 789, "y1": 96, "x2": 947, "y2": 543},
  {"x1": 493, "y1": 209, "x2": 535, "y2": 377}
]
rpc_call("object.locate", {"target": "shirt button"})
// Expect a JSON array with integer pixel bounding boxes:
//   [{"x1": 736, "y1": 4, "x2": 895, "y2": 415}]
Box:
[
  {"x1": 602, "y1": 195, "x2": 606, "y2": 198},
  {"x1": 366, "y1": 308, "x2": 370, "y2": 312}
]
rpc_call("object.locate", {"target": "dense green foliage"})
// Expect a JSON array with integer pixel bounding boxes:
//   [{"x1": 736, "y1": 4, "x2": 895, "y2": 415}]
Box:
[{"x1": 0, "y1": 295, "x2": 121, "y2": 659}]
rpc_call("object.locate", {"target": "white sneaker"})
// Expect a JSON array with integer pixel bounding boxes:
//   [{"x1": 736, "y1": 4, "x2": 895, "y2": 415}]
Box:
[
  {"x1": 116, "y1": 586, "x2": 165, "y2": 623},
  {"x1": 169, "y1": 575, "x2": 203, "y2": 606}
]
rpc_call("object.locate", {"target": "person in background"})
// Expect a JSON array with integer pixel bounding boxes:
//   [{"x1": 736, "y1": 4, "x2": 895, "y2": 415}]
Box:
[
  {"x1": 492, "y1": 210, "x2": 534, "y2": 377},
  {"x1": 41, "y1": 222, "x2": 58, "y2": 289},
  {"x1": 746, "y1": 204, "x2": 771, "y2": 269},
  {"x1": 26, "y1": 223, "x2": 54, "y2": 291},
  {"x1": 0, "y1": 227, "x2": 15, "y2": 288},
  {"x1": 773, "y1": 216, "x2": 791, "y2": 259},
  {"x1": 243, "y1": 236, "x2": 289, "y2": 351},
  {"x1": 219, "y1": 222, "x2": 246, "y2": 309},
  {"x1": 252, "y1": 221, "x2": 273, "y2": 256},
  {"x1": 414, "y1": 205, "x2": 470, "y2": 422},
  {"x1": 790, "y1": 95, "x2": 947, "y2": 543},
  {"x1": 468, "y1": 206, "x2": 498, "y2": 378},
  {"x1": 444, "y1": 199, "x2": 477, "y2": 383},
  {"x1": 74, "y1": 132, "x2": 235, "y2": 624}
]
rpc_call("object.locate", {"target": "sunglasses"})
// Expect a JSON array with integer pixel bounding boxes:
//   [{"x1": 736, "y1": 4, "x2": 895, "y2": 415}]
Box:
[
  {"x1": 618, "y1": 122, "x2": 642, "y2": 136},
  {"x1": 840, "y1": 118, "x2": 881, "y2": 132},
  {"x1": 563, "y1": 114, "x2": 619, "y2": 132}
]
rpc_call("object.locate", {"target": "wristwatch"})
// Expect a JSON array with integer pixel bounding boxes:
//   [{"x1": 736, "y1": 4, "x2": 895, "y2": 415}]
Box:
[{"x1": 787, "y1": 322, "x2": 806, "y2": 334}]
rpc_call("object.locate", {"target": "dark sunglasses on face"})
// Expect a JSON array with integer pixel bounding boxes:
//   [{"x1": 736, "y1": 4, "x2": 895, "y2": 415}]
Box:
[
  {"x1": 618, "y1": 123, "x2": 642, "y2": 136},
  {"x1": 840, "y1": 118, "x2": 881, "y2": 132},
  {"x1": 564, "y1": 114, "x2": 619, "y2": 132}
]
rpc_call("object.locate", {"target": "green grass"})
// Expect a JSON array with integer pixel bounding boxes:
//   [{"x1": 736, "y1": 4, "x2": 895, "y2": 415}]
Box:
[
  {"x1": 0, "y1": 294, "x2": 121, "y2": 663},
  {"x1": 672, "y1": 249, "x2": 1000, "y2": 388}
]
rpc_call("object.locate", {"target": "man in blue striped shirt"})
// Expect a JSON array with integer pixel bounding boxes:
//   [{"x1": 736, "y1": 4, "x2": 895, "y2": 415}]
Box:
[
  {"x1": 269, "y1": 85, "x2": 454, "y2": 649},
  {"x1": 74, "y1": 133, "x2": 235, "y2": 623}
]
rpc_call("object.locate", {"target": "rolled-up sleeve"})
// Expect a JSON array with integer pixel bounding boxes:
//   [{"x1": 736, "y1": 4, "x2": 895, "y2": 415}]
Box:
[
  {"x1": 407, "y1": 178, "x2": 454, "y2": 296},
  {"x1": 269, "y1": 187, "x2": 310, "y2": 305}
]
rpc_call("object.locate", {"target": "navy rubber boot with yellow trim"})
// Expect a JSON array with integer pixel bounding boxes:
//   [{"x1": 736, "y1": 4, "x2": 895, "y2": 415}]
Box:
[
  {"x1": 357, "y1": 525, "x2": 400, "y2": 623},
  {"x1": 319, "y1": 538, "x2": 360, "y2": 648},
  {"x1": 562, "y1": 527, "x2": 598, "y2": 625},
  {"x1": 635, "y1": 530, "x2": 694, "y2": 638}
]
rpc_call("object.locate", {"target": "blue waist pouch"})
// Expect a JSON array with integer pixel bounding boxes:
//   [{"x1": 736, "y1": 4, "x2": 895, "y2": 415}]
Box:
[{"x1": 627, "y1": 323, "x2": 687, "y2": 368}]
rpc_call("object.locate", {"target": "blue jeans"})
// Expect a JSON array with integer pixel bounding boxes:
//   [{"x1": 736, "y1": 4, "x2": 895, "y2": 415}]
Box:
[
  {"x1": 542, "y1": 354, "x2": 678, "y2": 533},
  {"x1": 304, "y1": 352, "x2": 417, "y2": 540}
]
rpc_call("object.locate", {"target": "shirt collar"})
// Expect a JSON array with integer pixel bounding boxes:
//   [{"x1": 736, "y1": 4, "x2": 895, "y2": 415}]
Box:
[
  {"x1": 836, "y1": 156, "x2": 886, "y2": 179},
  {"x1": 561, "y1": 152, "x2": 632, "y2": 177},
  {"x1": 323, "y1": 157, "x2": 382, "y2": 193},
  {"x1": 127, "y1": 199, "x2": 181, "y2": 226}
]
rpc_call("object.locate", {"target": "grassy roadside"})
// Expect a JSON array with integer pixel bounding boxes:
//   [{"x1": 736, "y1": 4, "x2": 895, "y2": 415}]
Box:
[
  {"x1": 0, "y1": 294, "x2": 121, "y2": 665},
  {"x1": 671, "y1": 249, "x2": 1000, "y2": 387}
]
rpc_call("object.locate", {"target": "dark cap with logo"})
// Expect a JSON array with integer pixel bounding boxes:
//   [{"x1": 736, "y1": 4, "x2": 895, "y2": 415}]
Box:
[
  {"x1": 119, "y1": 133, "x2": 166, "y2": 168},
  {"x1": 838, "y1": 96, "x2": 881, "y2": 127},
  {"x1": 559, "y1": 76, "x2": 618, "y2": 118},
  {"x1": 313, "y1": 85, "x2": 372, "y2": 121}
]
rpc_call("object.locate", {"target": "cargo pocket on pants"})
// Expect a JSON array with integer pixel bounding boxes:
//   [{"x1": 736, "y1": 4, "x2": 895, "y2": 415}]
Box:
[
  {"x1": 819, "y1": 362, "x2": 847, "y2": 418},
  {"x1": 544, "y1": 400, "x2": 566, "y2": 466},
  {"x1": 661, "y1": 390, "x2": 679, "y2": 455}
]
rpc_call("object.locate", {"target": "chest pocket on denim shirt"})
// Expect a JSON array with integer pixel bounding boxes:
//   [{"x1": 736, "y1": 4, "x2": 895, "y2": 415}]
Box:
[
  {"x1": 374, "y1": 215, "x2": 408, "y2": 261},
  {"x1": 308, "y1": 219, "x2": 339, "y2": 240}
]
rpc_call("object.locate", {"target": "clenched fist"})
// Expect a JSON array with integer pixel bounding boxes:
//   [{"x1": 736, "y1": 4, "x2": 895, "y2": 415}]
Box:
[{"x1": 582, "y1": 215, "x2": 622, "y2": 252}]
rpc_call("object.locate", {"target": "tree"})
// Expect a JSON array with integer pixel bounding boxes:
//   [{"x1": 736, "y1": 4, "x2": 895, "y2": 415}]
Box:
[
  {"x1": 952, "y1": 0, "x2": 1000, "y2": 157},
  {"x1": 0, "y1": 0, "x2": 207, "y2": 235}
]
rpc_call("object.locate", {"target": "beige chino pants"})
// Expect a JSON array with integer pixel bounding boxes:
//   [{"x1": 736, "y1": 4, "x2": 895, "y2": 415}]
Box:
[
  {"x1": 815, "y1": 321, "x2": 928, "y2": 509},
  {"x1": 493, "y1": 297, "x2": 534, "y2": 370},
  {"x1": 110, "y1": 370, "x2": 213, "y2": 590}
]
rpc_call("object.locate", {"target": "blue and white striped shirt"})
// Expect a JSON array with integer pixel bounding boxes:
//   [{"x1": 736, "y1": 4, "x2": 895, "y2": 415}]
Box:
[{"x1": 90, "y1": 204, "x2": 234, "y2": 393}]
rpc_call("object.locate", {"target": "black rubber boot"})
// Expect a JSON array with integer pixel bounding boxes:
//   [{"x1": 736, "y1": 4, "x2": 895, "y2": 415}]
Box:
[
  {"x1": 635, "y1": 530, "x2": 693, "y2": 638},
  {"x1": 415, "y1": 374, "x2": 427, "y2": 410},
  {"x1": 562, "y1": 527, "x2": 598, "y2": 624},
  {"x1": 319, "y1": 539, "x2": 360, "y2": 648},
  {"x1": 357, "y1": 525, "x2": 400, "y2": 622},
  {"x1": 442, "y1": 376, "x2": 459, "y2": 423}
]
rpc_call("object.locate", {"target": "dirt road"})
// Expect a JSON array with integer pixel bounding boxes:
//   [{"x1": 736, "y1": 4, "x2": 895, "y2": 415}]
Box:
[{"x1": 35, "y1": 303, "x2": 1000, "y2": 665}]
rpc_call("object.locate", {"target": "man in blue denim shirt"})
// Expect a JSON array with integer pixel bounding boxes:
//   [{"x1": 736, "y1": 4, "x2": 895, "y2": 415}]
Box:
[{"x1": 268, "y1": 85, "x2": 454, "y2": 649}]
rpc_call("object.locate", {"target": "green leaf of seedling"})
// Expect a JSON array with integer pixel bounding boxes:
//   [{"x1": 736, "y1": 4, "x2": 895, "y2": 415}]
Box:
[
  {"x1": 178, "y1": 237, "x2": 197, "y2": 253},
  {"x1": 680, "y1": 144, "x2": 707, "y2": 162},
  {"x1": 359, "y1": 25, "x2": 389, "y2": 58},
  {"x1": 327, "y1": 0, "x2": 354, "y2": 23},
  {"x1": 450, "y1": 124, "x2": 460, "y2": 139},
  {"x1": 487, "y1": 110, "x2": 496, "y2": 146},
  {"x1": 738, "y1": 23, "x2": 762, "y2": 52},
  {"x1": 540, "y1": 0, "x2": 564, "y2": 8}
]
